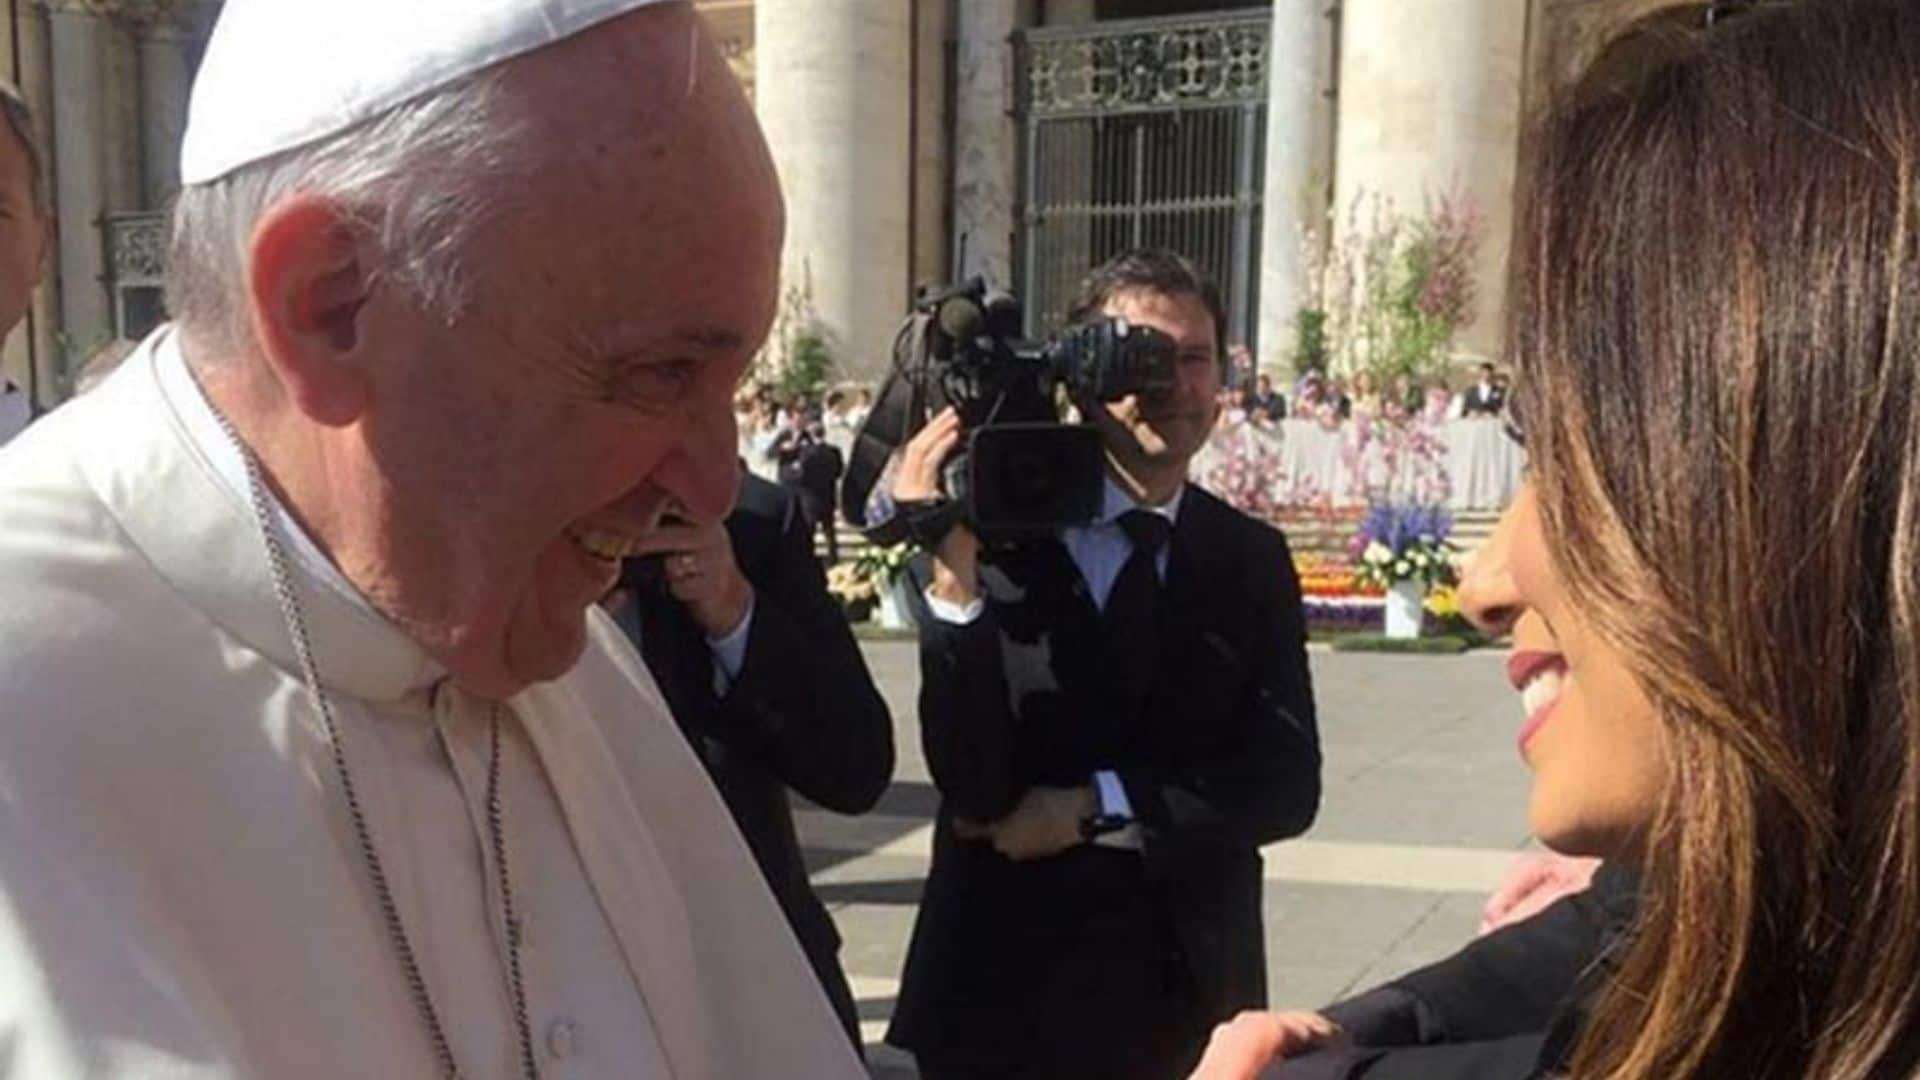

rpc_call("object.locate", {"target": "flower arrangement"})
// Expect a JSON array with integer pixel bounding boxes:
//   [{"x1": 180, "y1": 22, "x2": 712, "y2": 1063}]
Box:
[
  {"x1": 1341, "y1": 414, "x2": 1454, "y2": 509},
  {"x1": 1296, "y1": 556, "x2": 1384, "y2": 599},
  {"x1": 825, "y1": 562, "x2": 877, "y2": 607},
  {"x1": 1295, "y1": 190, "x2": 1484, "y2": 386},
  {"x1": 1350, "y1": 503, "x2": 1458, "y2": 590},
  {"x1": 1293, "y1": 555, "x2": 1387, "y2": 636},
  {"x1": 851, "y1": 542, "x2": 913, "y2": 592},
  {"x1": 1199, "y1": 422, "x2": 1285, "y2": 519}
]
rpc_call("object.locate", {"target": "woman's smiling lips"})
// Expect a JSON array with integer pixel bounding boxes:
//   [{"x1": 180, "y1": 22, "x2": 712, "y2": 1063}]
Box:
[{"x1": 1507, "y1": 649, "x2": 1569, "y2": 756}]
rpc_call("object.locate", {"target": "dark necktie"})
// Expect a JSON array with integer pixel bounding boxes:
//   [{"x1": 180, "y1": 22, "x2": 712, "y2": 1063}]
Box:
[
  {"x1": 1104, "y1": 511, "x2": 1172, "y2": 707},
  {"x1": 1105, "y1": 503, "x2": 1159, "y2": 638}
]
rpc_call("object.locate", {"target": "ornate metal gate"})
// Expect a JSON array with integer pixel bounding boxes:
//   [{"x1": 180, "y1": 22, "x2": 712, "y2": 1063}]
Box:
[
  {"x1": 106, "y1": 212, "x2": 171, "y2": 343},
  {"x1": 1015, "y1": 10, "x2": 1270, "y2": 346}
]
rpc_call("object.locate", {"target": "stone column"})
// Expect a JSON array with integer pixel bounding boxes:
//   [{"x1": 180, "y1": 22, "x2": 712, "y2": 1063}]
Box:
[
  {"x1": 46, "y1": 0, "x2": 112, "y2": 381},
  {"x1": 755, "y1": 0, "x2": 912, "y2": 384},
  {"x1": 951, "y1": 0, "x2": 1017, "y2": 286},
  {"x1": 137, "y1": 5, "x2": 194, "y2": 207},
  {"x1": 101, "y1": 10, "x2": 139, "y2": 215},
  {"x1": 1332, "y1": 0, "x2": 1530, "y2": 359},
  {"x1": 1256, "y1": 1, "x2": 1336, "y2": 377},
  {"x1": 910, "y1": 0, "x2": 951, "y2": 292}
]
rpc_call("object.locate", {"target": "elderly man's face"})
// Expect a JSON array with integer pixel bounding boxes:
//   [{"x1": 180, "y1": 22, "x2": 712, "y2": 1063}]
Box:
[{"x1": 352, "y1": 7, "x2": 782, "y2": 696}]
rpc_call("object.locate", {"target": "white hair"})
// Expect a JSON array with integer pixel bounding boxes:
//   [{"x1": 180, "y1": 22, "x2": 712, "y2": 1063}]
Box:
[{"x1": 166, "y1": 72, "x2": 530, "y2": 353}]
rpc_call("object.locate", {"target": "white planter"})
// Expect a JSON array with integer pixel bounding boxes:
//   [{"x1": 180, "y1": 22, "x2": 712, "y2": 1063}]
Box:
[
  {"x1": 875, "y1": 578, "x2": 914, "y2": 631},
  {"x1": 1384, "y1": 579, "x2": 1426, "y2": 639}
]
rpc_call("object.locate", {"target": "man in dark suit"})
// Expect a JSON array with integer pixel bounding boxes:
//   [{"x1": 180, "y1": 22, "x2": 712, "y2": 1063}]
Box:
[
  {"x1": 611, "y1": 471, "x2": 894, "y2": 1052},
  {"x1": 1242, "y1": 373, "x2": 1287, "y2": 426},
  {"x1": 882, "y1": 249, "x2": 1322, "y2": 1079},
  {"x1": 1460, "y1": 363, "x2": 1508, "y2": 417}
]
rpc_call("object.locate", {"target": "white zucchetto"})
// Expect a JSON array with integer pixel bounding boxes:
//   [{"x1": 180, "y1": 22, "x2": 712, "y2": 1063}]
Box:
[{"x1": 181, "y1": 0, "x2": 677, "y2": 185}]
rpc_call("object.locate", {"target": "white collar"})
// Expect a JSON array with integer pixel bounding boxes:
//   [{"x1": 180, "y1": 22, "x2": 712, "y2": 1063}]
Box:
[
  {"x1": 154, "y1": 329, "x2": 378, "y2": 619},
  {"x1": 78, "y1": 327, "x2": 444, "y2": 702},
  {"x1": 1091, "y1": 472, "x2": 1184, "y2": 529}
]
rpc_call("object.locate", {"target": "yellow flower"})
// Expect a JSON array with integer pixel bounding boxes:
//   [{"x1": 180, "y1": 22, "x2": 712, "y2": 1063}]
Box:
[{"x1": 1425, "y1": 585, "x2": 1461, "y2": 618}]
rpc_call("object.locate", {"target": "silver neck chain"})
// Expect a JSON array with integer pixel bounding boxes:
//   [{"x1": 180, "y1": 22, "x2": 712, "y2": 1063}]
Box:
[{"x1": 218, "y1": 413, "x2": 538, "y2": 1080}]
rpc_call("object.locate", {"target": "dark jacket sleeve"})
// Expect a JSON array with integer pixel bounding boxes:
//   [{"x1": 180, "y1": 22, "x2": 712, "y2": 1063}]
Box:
[
  {"x1": 1265, "y1": 1034, "x2": 1547, "y2": 1080},
  {"x1": 1267, "y1": 863, "x2": 1639, "y2": 1079},
  {"x1": 698, "y1": 491, "x2": 895, "y2": 814},
  {"x1": 1117, "y1": 522, "x2": 1321, "y2": 852},
  {"x1": 904, "y1": 556, "x2": 1025, "y2": 822}
]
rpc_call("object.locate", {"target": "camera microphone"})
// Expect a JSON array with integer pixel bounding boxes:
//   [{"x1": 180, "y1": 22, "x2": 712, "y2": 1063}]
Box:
[{"x1": 935, "y1": 294, "x2": 986, "y2": 345}]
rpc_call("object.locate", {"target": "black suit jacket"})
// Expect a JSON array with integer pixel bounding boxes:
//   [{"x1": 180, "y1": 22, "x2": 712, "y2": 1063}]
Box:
[
  {"x1": 1272, "y1": 862, "x2": 1639, "y2": 1080},
  {"x1": 615, "y1": 475, "x2": 894, "y2": 1046},
  {"x1": 1461, "y1": 383, "x2": 1507, "y2": 417},
  {"x1": 888, "y1": 484, "x2": 1321, "y2": 1076}
]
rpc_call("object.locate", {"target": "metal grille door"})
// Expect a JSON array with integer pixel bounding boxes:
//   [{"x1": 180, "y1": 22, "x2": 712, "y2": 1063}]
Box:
[{"x1": 1017, "y1": 11, "x2": 1269, "y2": 346}]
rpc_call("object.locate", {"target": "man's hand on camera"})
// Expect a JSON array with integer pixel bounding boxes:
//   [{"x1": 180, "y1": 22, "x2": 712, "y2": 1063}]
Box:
[
  {"x1": 891, "y1": 407, "x2": 981, "y2": 604},
  {"x1": 630, "y1": 520, "x2": 753, "y2": 639},
  {"x1": 954, "y1": 785, "x2": 1097, "y2": 861}
]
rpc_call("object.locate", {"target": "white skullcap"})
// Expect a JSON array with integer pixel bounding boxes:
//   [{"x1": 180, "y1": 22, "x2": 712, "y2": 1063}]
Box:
[{"x1": 181, "y1": 0, "x2": 678, "y2": 185}]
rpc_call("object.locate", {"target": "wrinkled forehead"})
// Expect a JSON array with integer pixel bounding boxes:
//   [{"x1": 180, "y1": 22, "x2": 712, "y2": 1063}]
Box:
[{"x1": 492, "y1": 6, "x2": 701, "y2": 150}]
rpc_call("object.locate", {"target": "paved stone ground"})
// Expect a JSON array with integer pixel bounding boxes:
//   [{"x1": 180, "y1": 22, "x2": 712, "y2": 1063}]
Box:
[{"x1": 800, "y1": 641, "x2": 1535, "y2": 1077}]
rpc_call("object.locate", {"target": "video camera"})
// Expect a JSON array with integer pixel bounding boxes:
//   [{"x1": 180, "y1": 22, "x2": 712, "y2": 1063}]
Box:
[{"x1": 839, "y1": 278, "x2": 1178, "y2": 544}]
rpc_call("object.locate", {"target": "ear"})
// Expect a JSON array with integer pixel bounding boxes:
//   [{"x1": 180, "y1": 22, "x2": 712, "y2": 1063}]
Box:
[{"x1": 245, "y1": 196, "x2": 374, "y2": 427}]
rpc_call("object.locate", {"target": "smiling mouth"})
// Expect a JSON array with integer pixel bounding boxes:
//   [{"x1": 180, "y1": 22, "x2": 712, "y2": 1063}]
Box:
[
  {"x1": 1510, "y1": 652, "x2": 1568, "y2": 754},
  {"x1": 565, "y1": 506, "x2": 690, "y2": 566},
  {"x1": 1520, "y1": 666, "x2": 1564, "y2": 720},
  {"x1": 566, "y1": 529, "x2": 643, "y2": 564}
]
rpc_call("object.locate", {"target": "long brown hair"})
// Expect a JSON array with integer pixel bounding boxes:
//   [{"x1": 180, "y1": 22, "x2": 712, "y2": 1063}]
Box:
[{"x1": 1510, "y1": 1, "x2": 1920, "y2": 1075}]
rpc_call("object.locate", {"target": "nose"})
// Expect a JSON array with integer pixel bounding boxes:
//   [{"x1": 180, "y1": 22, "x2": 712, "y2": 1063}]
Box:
[
  {"x1": 651, "y1": 402, "x2": 741, "y2": 525},
  {"x1": 1458, "y1": 482, "x2": 1530, "y2": 637}
]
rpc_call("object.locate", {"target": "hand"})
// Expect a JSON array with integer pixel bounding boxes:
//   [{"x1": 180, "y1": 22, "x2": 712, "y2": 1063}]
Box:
[
  {"x1": 890, "y1": 407, "x2": 964, "y2": 504},
  {"x1": 890, "y1": 407, "x2": 980, "y2": 602},
  {"x1": 953, "y1": 785, "x2": 1096, "y2": 861},
  {"x1": 1187, "y1": 1011, "x2": 1342, "y2": 1080},
  {"x1": 1479, "y1": 852, "x2": 1602, "y2": 935},
  {"x1": 630, "y1": 519, "x2": 753, "y2": 638}
]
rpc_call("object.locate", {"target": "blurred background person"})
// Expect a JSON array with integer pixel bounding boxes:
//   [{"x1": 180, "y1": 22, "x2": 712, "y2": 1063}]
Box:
[
  {"x1": 0, "y1": 79, "x2": 49, "y2": 449},
  {"x1": 611, "y1": 470, "x2": 894, "y2": 1054}
]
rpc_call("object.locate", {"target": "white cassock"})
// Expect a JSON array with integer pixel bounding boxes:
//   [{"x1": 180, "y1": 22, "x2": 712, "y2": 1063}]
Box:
[{"x1": 0, "y1": 328, "x2": 864, "y2": 1078}]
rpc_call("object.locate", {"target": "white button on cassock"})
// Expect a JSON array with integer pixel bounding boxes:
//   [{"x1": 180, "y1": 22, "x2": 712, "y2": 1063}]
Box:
[{"x1": 548, "y1": 1019, "x2": 578, "y2": 1060}]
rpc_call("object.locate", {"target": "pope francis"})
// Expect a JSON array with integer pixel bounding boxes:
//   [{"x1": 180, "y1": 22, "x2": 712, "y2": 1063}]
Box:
[{"x1": 0, "y1": 1, "x2": 864, "y2": 1077}]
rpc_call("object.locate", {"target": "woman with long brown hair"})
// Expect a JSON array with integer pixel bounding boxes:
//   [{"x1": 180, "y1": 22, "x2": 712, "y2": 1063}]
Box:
[{"x1": 1191, "y1": 1, "x2": 1920, "y2": 1076}]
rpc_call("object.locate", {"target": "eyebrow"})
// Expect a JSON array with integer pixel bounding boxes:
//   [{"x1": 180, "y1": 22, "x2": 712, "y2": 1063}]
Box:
[{"x1": 579, "y1": 324, "x2": 745, "y2": 357}]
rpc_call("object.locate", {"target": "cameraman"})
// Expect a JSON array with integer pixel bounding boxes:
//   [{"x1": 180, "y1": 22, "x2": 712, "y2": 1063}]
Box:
[
  {"x1": 609, "y1": 470, "x2": 894, "y2": 1052},
  {"x1": 884, "y1": 249, "x2": 1322, "y2": 1079}
]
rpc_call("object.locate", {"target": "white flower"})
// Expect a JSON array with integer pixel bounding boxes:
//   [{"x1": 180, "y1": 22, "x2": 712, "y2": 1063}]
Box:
[
  {"x1": 1364, "y1": 541, "x2": 1392, "y2": 564},
  {"x1": 1394, "y1": 559, "x2": 1411, "y2": 577}
]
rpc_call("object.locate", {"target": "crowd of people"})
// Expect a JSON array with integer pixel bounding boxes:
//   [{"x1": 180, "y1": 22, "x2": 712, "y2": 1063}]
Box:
[
  {"x1": 733, "y1": 386, "x2": 869, "y2": 561},
  {"x1": 1223, "y1": 362, "x2": 1513, "y2": 432},
  {"x1": 1, "y1": 1, "x2": 1920, "y2": 1079}
]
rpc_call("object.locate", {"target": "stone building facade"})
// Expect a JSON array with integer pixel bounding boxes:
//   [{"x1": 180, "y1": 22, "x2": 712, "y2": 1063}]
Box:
[{"x1": 0, "y1": 0, "x2": 1681, "y2": 409}]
